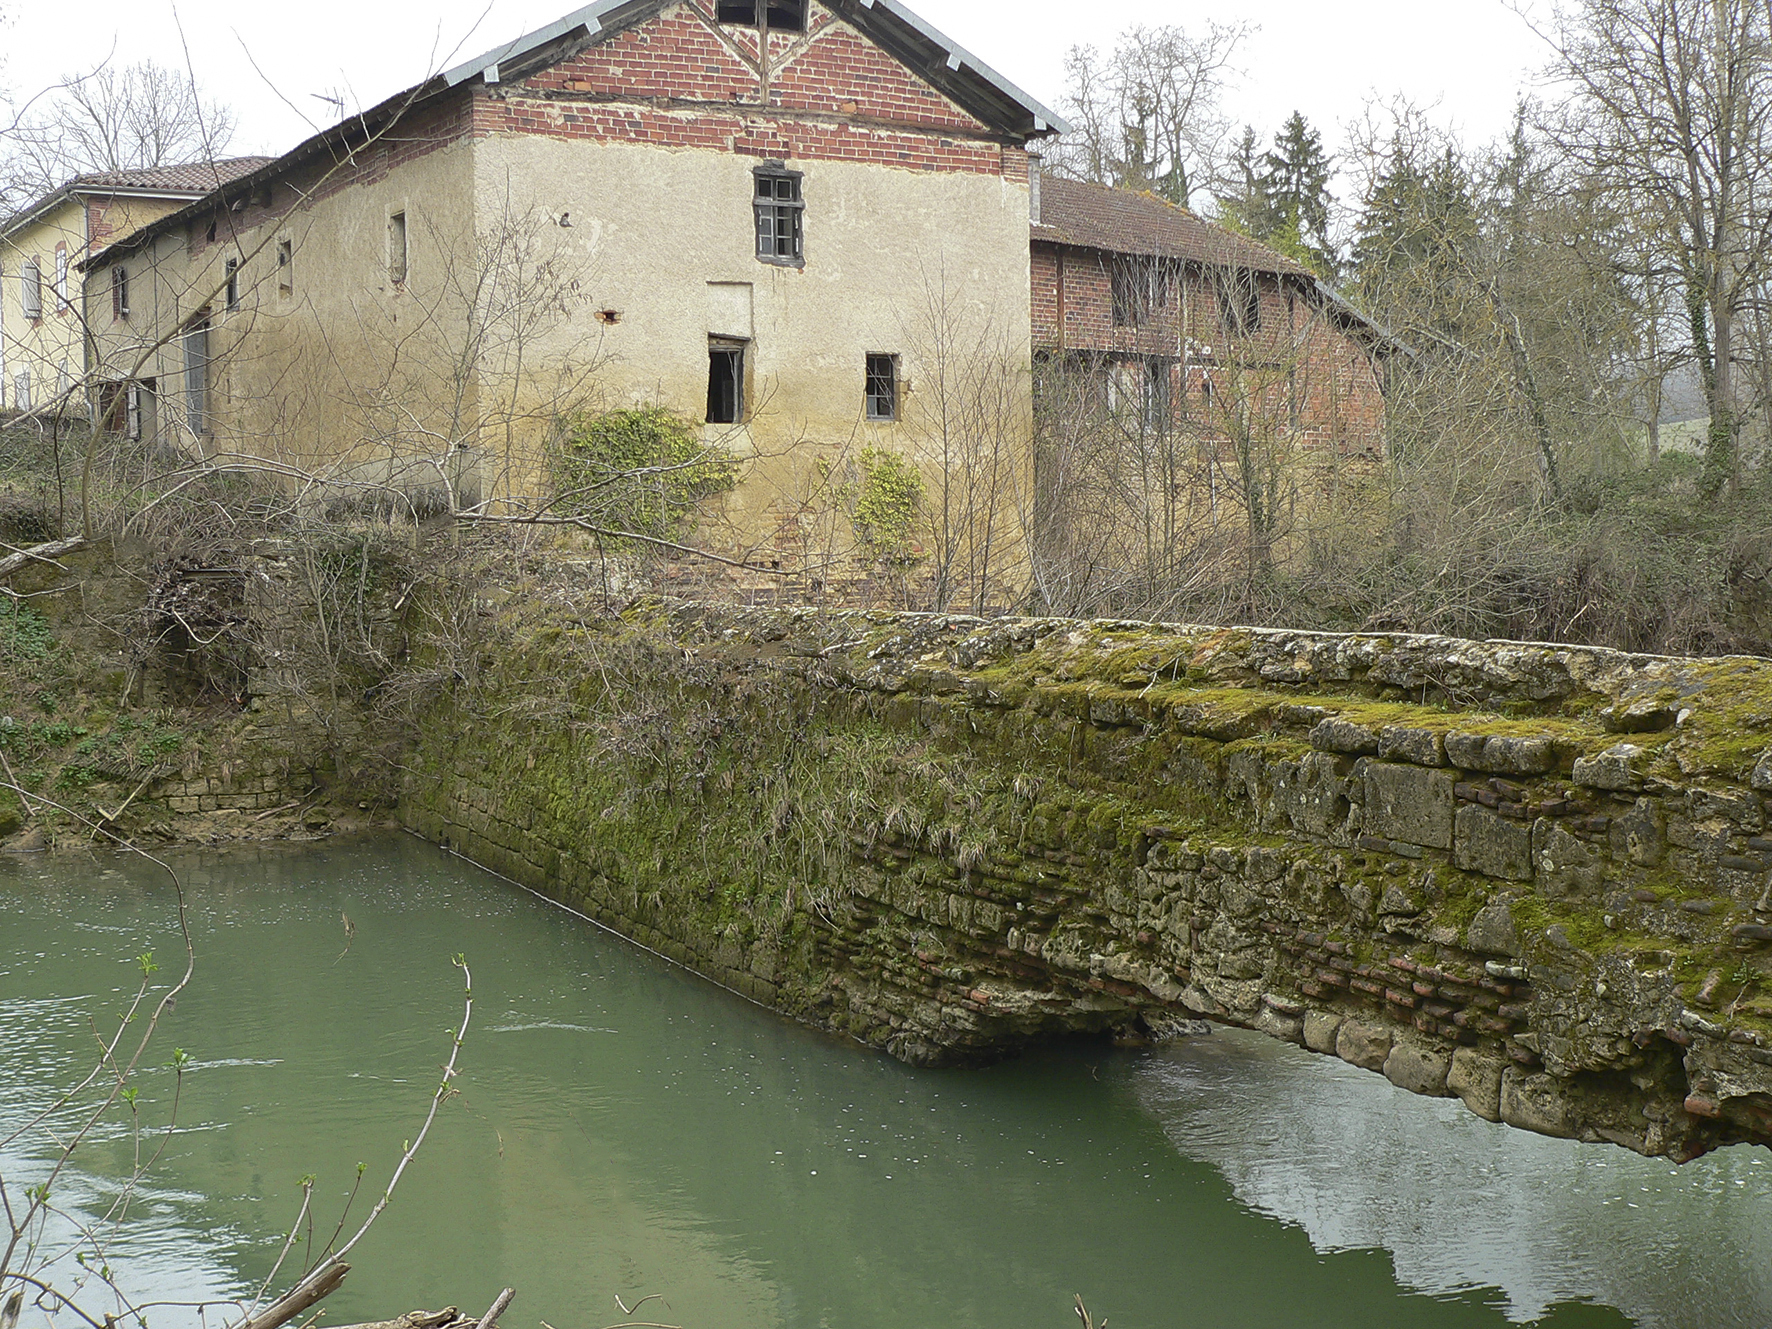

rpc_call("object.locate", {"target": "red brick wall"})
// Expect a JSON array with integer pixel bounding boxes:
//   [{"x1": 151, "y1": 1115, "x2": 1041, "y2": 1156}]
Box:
[{"x1": 492, "y1": 1, "x2": 1011, "y2": 177}]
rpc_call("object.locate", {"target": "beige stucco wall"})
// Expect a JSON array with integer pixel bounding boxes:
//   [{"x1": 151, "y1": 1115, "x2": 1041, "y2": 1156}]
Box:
[
  {"x1": 85, "y1": 139, "x2": 479, "y2": 501},
  {"x1": 473, "y1": 131, "x2": 1035, "y2": 572}
]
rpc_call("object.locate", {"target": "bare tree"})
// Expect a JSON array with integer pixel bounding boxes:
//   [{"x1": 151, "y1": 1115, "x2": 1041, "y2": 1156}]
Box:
[
  {"x1": 1048, "y1": 23, "x2": 1248, "y2": 210},
  {"x1": 3, "y1": 60, "x2": 236, "y2": 204},
  {"x1": 1537, "y1": 0, "x2": 1772, "y2": 496}
]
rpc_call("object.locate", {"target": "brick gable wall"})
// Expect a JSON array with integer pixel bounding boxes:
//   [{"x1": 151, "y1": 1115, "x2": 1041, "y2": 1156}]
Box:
[{"x1": 489, "y1": 1, "x2": 1010, "y2": 177}]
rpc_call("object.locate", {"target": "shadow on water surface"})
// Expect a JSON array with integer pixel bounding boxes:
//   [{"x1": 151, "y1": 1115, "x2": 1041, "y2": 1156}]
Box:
[{"x1": 1, "y1": 833, "x2": 1764, "y2": 1328}]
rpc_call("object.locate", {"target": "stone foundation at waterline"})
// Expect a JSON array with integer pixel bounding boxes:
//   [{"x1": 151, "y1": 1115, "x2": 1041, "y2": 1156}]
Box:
[{"x1": 400, "y1": 604, "x2": 1772, "y2": 1161}]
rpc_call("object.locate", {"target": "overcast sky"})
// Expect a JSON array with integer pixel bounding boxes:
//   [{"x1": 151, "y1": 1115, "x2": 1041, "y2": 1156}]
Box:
[{"x1": 3, "y1": 0, "x2": 1554, "y2": 194}]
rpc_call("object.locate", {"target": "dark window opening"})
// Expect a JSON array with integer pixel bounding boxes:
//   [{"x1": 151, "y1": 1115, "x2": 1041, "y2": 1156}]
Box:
[
  {"x1": 1143, "y1": 357, "x2": 1172, "y2": 430},
  {"x1": 865, "y1": 353, "x2": 897, "y2": 421},
  {"x1": 717, "y1": 0, "x2": 806, "y2": 28},
  {"x1": 1216, "y1": 270, "x2": 1261, "y2": 336},
  {"x1": 224, "y1": 257, "x2": 240, "y2": 311},
  {"x1": 707, "y1": 343, "x2": 745, "y2": 424},
  {"x1": 1111, "y1": 257, "x2": 1166, "y2": 328},
  {"x1": 205, "y1": 218, "x2": 217, "y2": 243},
  {"x1": 277, "y1": 239, "x2": 293, "y2": 295},
  {"x1": 754, "y1": 169, "x2": 804, "y2": 264},
  {"x1": 112, "y1": 265, "x2": 130, "y2": 320}
]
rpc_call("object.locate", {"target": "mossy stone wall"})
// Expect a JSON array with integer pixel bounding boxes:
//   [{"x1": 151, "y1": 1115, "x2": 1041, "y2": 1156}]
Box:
[{"x1": 400, "y1": 603, "x2": 1772, "y2": 1160}]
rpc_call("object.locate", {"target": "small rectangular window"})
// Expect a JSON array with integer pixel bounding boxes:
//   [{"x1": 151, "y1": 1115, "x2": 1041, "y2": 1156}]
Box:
[
  {"x1": 754, "y1": 170, "x2": 803, "y2": 265},
  {"x1": 277, "y1": 239, "x2": 293, "y2": 295},
  {"x1": 22, "y1": 259, "x2": 42, "y2": 320},
  {"x1": 225, "y1": 257, "x2": 240, "y2": 311},
  {"x1": 54, "y1": 246, "x2": 69, "y2": 309},
  {"x1": 389, "y1": 211, "x2": 408, "y2": 284},
  {"x1": 707, "y1": 342, "x2": 745, "y2": 424},
  {"x1": 112, "y1": 265, "x2": 130, "y2": 320},
  {"x1": 865, "y1": 354, "x2": 898, "y2": 421},
  {"x1": 126, "y1": 382, "x2": 142, "y2": 440},
  {"x1": 716, "y1": 0, "x2": 804, "y2": 28}
]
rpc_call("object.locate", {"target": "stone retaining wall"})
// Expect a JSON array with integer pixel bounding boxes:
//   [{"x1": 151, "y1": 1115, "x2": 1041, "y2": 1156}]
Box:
[{"x1": 400, "y1": 603, "x2": 1772, "y2": 1160}]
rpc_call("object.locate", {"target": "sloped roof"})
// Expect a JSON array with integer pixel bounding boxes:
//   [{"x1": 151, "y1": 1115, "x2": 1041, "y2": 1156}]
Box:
[
  {"x1": 70, "y1": 158, "x2": 276, "y2": 194},
  {"x1": 444, "y1": 0, "x2": 1067, "y2": 138},
  {"x1": 3, "y1": 157, "x2": 276, "y2": 242},
  {"x1": 1032, "y1": 175, "x2": 1312, "y2": 277}
]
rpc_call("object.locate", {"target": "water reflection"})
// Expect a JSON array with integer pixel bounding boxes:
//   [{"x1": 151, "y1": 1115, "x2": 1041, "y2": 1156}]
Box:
[{"x1": 1130, "y1": 1027, "x2": 1772, "y2": 1327}]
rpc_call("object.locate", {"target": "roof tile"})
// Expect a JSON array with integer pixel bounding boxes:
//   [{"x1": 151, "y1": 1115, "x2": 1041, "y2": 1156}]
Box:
[
  {"x1": 1033, "y1": 175, "x2": 1310, "y2": 277},
  {"x1": 71, "y1": 157, "x2": 276, "y2": 194}
]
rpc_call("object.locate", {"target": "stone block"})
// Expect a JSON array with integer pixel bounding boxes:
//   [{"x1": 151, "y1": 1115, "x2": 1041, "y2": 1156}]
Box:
[
  {"x1": 1336, "y1": 1019, "x2": 1392, "y2": 1071},
  {"x1": 1754, "y1": 750, "x2": 1772, "y2": 792},
  {"x1": 1454, "y1": 804, "x2": 1534, "y2": 881},
  {"x1": 1254, "y1": 1005, "x2": 1304, "y2": 1045},
  {"x1": 1303, "y1": 1010, "x2": 1343, "y2": 1053},
  {"x1": 1379, "y1": 726, "x2": 1445, "y2": 766},
  {"x1": 1448, "y1": 1048, "x2": 1504, "y2": 1121},
  {"x1": 1310, "y1": 718, "x2": 1379, "y2": 755},
  {"x1": 1610, "y1": 798, "x2": 1667, "y2": 867},
  {"x1": 1572, "y1": 743, "x2": 1648, "y2": 793},
  {"x1": 1465, "y1": 899, "x2": 1520, "y2": 956},
  {"x1": 1446, "y1": 732, "x2": 1556, "y2": 775},
  {"x1": 1364, "y1": 763, "x2": 1454, "y2": 849},
  {"x1": 1500, "y1": 1068, "x2": 1574, "y2": 1138},
  {"x1": 1533, "y1": 822, "x2": 1606, "y2": 897},
  {"x1": 1384, "y1": 1041, "x2": 1452, "y2": 1096}
]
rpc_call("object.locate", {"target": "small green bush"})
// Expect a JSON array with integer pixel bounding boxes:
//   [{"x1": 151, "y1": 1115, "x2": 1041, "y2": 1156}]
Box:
[
  {"x1": 851, "y1": 447, "x2": 924, "y2": 568},
  {"x1": 549, "y1": 407, "x2": 738, "y2": 542}
]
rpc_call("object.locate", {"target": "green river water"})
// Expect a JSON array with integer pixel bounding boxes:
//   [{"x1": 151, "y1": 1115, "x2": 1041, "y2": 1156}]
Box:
[{"x1": 2, "y1": 834, "x2": 1768, "y2": 1328}]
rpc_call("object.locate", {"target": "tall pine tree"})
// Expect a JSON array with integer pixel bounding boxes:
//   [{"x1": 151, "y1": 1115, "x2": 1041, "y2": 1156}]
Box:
[{"x1": 1214, "y1": 113, "x2": 1337, "y2": 277}]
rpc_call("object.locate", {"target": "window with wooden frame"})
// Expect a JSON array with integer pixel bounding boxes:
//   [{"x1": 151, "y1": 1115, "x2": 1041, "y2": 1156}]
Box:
[
  {"x1": 754, "y1": 167, "x2": 804, "y2": 265},
  {"x1": 54, "y1": 245, "x2": 69, "y2": 310},
  {"x1": 865, "y1": 354, "x2": 898, "y2": 421},
  {"x1": 225, "y1": 257, "x2": 241, "y2": 311},
  {"x1": 1111, "y1": 256, "x2": 1167, "y2": 328},
  {"x1": 277, "y1": 239, "x2": 293, "y2": 296},
  {"x1": 112, "y1": 265, "x2": 130, "y2": 320}
]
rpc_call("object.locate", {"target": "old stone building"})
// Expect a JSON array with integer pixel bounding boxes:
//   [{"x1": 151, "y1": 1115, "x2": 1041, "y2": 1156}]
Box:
[{"x1": 83, "y1": 0, "x2": 1062, "y2": 589}]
